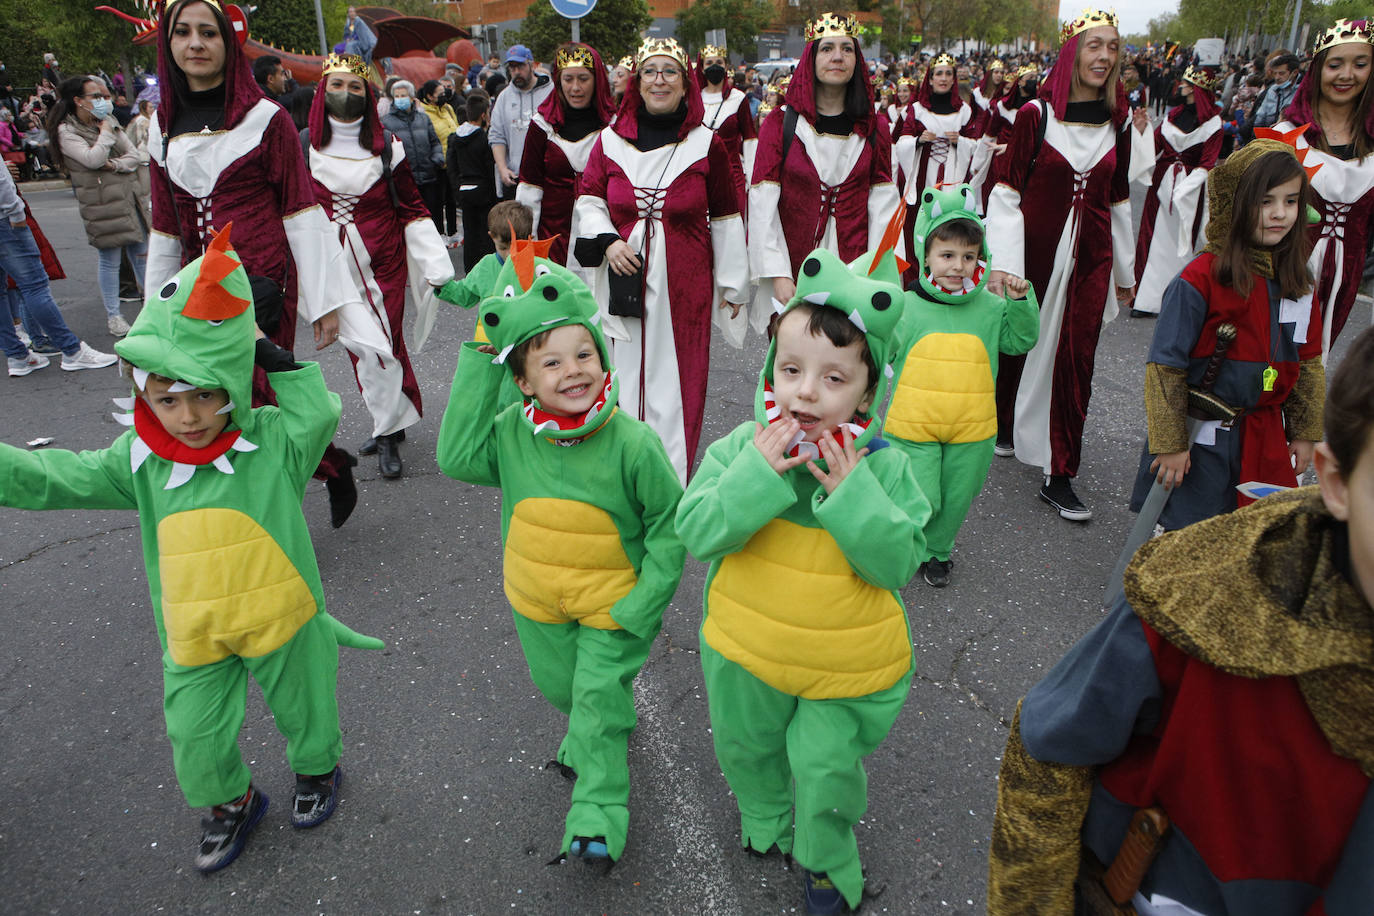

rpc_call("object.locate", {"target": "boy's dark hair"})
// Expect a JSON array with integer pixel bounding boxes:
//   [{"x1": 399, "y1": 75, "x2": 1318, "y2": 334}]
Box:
[
  {"x1": 776, "y1": 302, "x2": 878, "y2": 392},
  {"x1": 465, "y1": 92, "x2": 489, "y2": 122},
  {"x1": 926, "y1": 218, "x2": 984, "y2": 251},
  {"x1": 1214, "y1": 150, "x2": 1312, "y2": 300},
  {"x1": 507, "y1": 328, "x2": 556, "y2": 378},
  {"x1": 488, "y1": 200, "x2": 533, "y2": 243},
  {"x1": 1325, "y1": 325, "x2": 1374, "y2": 475}
]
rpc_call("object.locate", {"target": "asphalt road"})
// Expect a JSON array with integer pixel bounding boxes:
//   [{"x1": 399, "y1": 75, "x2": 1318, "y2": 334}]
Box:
[{"x1": 0, "y1": 185, "x2": 1367, "y2": 916}]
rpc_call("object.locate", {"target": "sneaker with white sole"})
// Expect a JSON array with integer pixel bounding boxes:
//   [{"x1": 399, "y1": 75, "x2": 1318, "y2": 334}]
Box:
[
  {"x1": 1039, "y1": 475, "x2": 1093, "y2": 522},
  {"x1": 195, "y1": 786, "x2": 269, "y2": 872},
  {"x1": 108, "y1": 314, "x2": 131, "y2": 336},
  {"x1": 61, "y1": 341, "x2": 118, "y2": 371},
  {"x1": 8, "y1": 351, "x2": 50, "y2": 376}
]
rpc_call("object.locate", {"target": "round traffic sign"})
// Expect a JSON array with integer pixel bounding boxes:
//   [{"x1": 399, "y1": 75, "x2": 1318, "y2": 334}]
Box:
[{"x1": 549, "y1": 0, "x2": 597, "y2": 19}]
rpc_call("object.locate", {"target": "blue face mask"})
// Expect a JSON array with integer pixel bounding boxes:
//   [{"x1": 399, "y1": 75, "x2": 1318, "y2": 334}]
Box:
[
  {"x1": 89, "y1": 98, "x2": 113, "y2": 120},
  {"x1": 393, "y1": 96, "x2": 411, "y2": 111}
]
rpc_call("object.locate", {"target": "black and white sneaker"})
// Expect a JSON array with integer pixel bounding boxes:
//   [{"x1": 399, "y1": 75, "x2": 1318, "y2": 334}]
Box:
[
  {"x1": 1039, "y1": 476, "x2": 1092, "y2": 522},
  {"x1": 993, "y1": 436, "x2": 1015, "y2": 458},
  {"x1": 291, "y1": 766, "x2": 341, "y2": 828},
  {"x1": 920, "y1": 558, "x2": 952, "y2": 588},
  {"x1": 195, "y1": 786, "x2": 268, "y2": 872}
]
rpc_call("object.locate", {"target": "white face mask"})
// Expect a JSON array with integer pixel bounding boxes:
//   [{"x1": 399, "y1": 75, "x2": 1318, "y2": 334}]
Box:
[{"x1": 89, "y1": 98, "x2": 113, "y2": 120}]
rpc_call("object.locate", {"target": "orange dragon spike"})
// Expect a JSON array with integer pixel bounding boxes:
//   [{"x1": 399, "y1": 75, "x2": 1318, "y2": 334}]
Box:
[
  {"x1": 183, "y1": 222, "x2": 252, "y2": 321},
  {"x1": 1254, "y1": 123, "x2": 1322, "y2": 180},
  {"x1": 509, "y1": 233, "x2": 558, "y2": 291},
  {"x1": 870, "y1": 197, "x2": 910, "y2": 276}
]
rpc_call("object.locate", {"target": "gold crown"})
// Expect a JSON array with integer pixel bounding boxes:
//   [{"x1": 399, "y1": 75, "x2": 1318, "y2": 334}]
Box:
[
  {"x1": 776, "y1": 76, "x2": 791, "y2": 91},
  {"x1": 988, "y1": 58, "x2": 1005, "y2": 71},
  {"x1": 931, "y1": 52, "x2": 956, "y2": 68},
  {"x1": 758, "y1": 100, "x2": 776, "y2": 118},
  {"x1": 1313, "y1": 18, "x2": 1374, "y2": 55},
  {"x1": 1015, "y1": 64, "x2": 1040, "y2": 81},
  {"x1": 804, "y1": 12, "x2": 860, "y2": 42},
  {"x1": 556, "y1": 45, "x2": 595, "y2": 70},
  {"x1": 636, "y1": 37, "x2": 688, "y2": 70},
  {"x1": 1182, "y1": 65, "x2": 1222, "y2": 92},
  {"x1": 322, "y1": 53, "x2": 370, "y2": 79},
  {"x1": 1059, "y1": 8, "x2": 1119, "y2": 44},
  {"x1": 700, "y1": 44, "x2": 727, "y2": 60},
  {"x1": 617, "y1": 56, "x2": 634, "y2": 71},
  {"x1": 897, "y1": 76, "x2": 919, "y2": 87}
]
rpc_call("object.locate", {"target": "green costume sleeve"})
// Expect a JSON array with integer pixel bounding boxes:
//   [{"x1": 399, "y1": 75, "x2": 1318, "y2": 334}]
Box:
[
  {"x1": 264, "y1": 362, "x2": 342, "y2": 489},
  {"x1": 436, "y1": 254, "x2": 500, "y2": 308},
  {"x1": 608, "y1": 432, "x2": 686, "y2": 638},
  {"x1": 812, "y1": 447, "x2": 928, "y2": 590},
  {"x1": 436, "y1": 340, "x2": 504, "y2": 487},
  {"x1": 0, "y1": 436, "x2": 137, "y2": 512},
  {"x1": 676, "y1": 423, "x2": 799, "y2": 565},
  {"x1": 987, "y1": 701, "x2": 1095, "y2": 916},
  {"x1": 998, "y1": 288, "x2": 1040, "y2": 357}
]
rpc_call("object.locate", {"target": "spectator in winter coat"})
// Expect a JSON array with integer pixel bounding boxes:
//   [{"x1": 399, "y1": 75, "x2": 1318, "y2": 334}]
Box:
[
  {"x1": 380, "y1": 80, "x2": 445, "y2": 228},
  {"x1": 489, "y1": 44, "x2": 553, "y2": 200}
]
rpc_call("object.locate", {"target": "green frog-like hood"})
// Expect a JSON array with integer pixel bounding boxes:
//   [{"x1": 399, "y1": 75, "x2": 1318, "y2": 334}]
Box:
[{"x1": 910, "y1": 183, "x2": 990, "y2": 305}]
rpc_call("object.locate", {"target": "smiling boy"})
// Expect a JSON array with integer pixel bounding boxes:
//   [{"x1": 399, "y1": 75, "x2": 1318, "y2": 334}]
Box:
[{"x1": 436, "y1": 240, "x2": 684, "y2": 866}]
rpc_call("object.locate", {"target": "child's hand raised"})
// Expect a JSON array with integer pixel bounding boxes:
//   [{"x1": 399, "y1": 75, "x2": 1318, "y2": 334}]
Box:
[
  {"x1": 808, "y1": 425, "x2": 869, "y2": 495},
  {"x1": 753, "y1": 420, "x2": 809, "y2": 476},
  {"x1": 1003, "y1": 275, "x2": 1030, "y2": 299}
]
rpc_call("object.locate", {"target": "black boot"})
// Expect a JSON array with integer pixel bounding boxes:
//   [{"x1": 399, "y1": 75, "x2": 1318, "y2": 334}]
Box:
[
  {"x1": 326, "y1": 453, "x2": 359, "y2": 528},
  {"x1": 376, "y1": 433, "x2": 403, "y2": 479},
  {"x1": 358, "y1": 429, "x2": 403, "y2": 456}
]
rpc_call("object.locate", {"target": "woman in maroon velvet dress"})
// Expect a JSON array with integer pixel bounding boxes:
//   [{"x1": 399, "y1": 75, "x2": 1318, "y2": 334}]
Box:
[
  {"x1": 516, "y1": 43, "x2": 615, "y2": 269},
  {"x1": 695, "y1": 44, "x2": 758, "y2": 215},
  {"x1": 146, "y1": 0, "x2": 390, "y2": 526},
  {"x1": 985, "y1": 11, "x2": 1152, "y2": 522},
  {"x1": 573, "y1": 37, "x2": 749, "y2": 484}
]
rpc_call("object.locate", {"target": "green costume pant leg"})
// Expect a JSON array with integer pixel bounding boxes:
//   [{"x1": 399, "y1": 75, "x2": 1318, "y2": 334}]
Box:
[
  {"x1": 701, "y1": 643, "x2": 797, "y2": 855},
  {"x1": 513, "y1": 614, "x2": 654, "y2": 861},
  {"x1": 163, "y1": 613, "x2": 342, "y2": 807},
  {"x1": 922, "y1": 438, "x2": 995, "y2": 562},
  {"x1": 788, "y1": 672, "x2": 910, "y2": 909},
  {"x1": 903, "y1": 441, "x2": 945, "y2": 563}
]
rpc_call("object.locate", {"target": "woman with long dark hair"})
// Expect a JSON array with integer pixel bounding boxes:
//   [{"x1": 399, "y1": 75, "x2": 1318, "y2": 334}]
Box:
[
  {"x1": 985, "y1": 10, "x2": 1152, "y2": 521},
  {"x1": 1276, "y1": 19, "x2": 1374, "y2": 354},
  {"x1": 516, "y1": 42, "x2": 615, "y2": 269},
  {"x1": 147, "y1": 0, "x2": 392, "y2": 527},
  {"x1": 573, "y1": 37, "x2": 749, "y2": 483},
  {"x1": 48, "y1": 74, "x2": 150, "y2": 336},
  {"x1": 749, "y1": 12, "x2": 896, "y2": 317}
]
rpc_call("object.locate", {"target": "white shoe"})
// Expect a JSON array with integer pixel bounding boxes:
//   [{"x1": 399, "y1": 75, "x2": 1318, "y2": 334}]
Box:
[
  {"x1": 15, "y1": 325, "x2": 32, "y2": 347},
  {"x1": 8, "y1": 350, "x2": 49, "y2": 376},
  {"x1": 108, "y1": 314, "x2": 131, "y2": 336},
  {"x1": 61, "y1": 341, "x2": 118, "y2": 371}
]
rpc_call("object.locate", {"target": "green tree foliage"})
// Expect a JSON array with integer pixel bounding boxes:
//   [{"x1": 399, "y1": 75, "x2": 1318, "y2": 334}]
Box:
[
  {"x1": 676, "y1": 0, "x2": 776, "y2": 60},
  {"x1": 0, "y1": 0, "x2": 155, "y2": 90},
  {"x1": 250, "y1": 0, "x2": 325, "y2": 54},
  {"x1": 508, "y1": 0, "x2": 653, "y2": 65}
]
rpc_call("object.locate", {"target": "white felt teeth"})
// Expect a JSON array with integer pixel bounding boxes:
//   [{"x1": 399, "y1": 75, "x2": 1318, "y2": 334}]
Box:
[
  {"x1": 771, "y1": 297, "x2": 787, "y2": 315},
  {"x1": 215, "y1": 400, "x2": 235, "y2": 415},
  {"x1": 130, "y1": 437, "x2": 153, "y2": 473},
  {"x1": 494, "y1": 344, "x2": 514, "y2": 365},
  {"x1": 848, "y1": 311, "x2": 868, "y2": 333},
  {"x1": 931, "y1": 201, "x2": 944, "y2": 218},
  {"x1": 229, "y1": 437, "x2": 258, "y2": 452},
  {"x1": 795, "y1": 440, "x2": 820, "y2": 461},
  {"x1": 112, "y1": 412, "x2": 134, "y2": 426},
  {"x1": 786, "y1": 429, "x2": 807, "y2": 453},
  {"x1": 590, "y1": 311, "x2": 601, "y2": 324},
  {"x1": 132, "y1": 367, "x2": 150, "y2": 390},
  {"x1": 166, "y1": 380, "x2": 196, "y2": 393},
  {"x1": 211, "y1": 454, "x2": 234, "y2": 474},
  {"x1": 164, "y1": 462, "x2": 195, "y2": 490},
  {"x1": 803, "y1": 291, "x2": 830, "y2": 305},
  {"x1": 112, "y1": 396, "x2": 136, "y2": 410},
  {"x1": 884, "y1": 363, "x2": 894, "y2": 379}
]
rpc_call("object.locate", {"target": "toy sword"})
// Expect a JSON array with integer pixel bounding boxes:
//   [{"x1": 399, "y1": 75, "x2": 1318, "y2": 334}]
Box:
[{"x1": 1105, "y1": 323, "x2": 1238, "y2": 608}]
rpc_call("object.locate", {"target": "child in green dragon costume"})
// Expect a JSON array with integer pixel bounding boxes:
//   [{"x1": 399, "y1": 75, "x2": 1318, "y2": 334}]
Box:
[
  {"x1": 0, "y1": 225, "x2": 382, "y2": 873},
  {"x1": 436, "y1": 236, "x2": 684, "y2": 865},
  {"x1": 676, "y1": 238, "x2": 931, "y2": 915},
  {"x1": 887, "y1": 184, "x2": 1040, "y2": 587}
]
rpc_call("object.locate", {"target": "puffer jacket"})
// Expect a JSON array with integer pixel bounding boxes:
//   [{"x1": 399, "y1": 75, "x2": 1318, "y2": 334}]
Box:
[
  {"x1": 380, "y1": 105, "x2": 444, "y2": 185},
  {"x1": 57, "y1": 117, "x2": 149, "y2": 249}
]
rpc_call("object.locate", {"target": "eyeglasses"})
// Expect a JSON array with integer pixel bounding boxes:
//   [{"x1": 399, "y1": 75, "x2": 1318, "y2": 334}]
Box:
[{"x1": 640, "y1": 66, "x2": 681, "y2": 83}]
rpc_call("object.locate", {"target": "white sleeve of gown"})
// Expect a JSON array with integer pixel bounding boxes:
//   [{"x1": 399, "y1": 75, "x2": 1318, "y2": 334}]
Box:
[
  {"x1": 516, "y1": 181, "x2": 544, "y2": 235},
  {"x1": 1111, "y1": 199, "x2": 1136, "y2": 289},
  {"x1": 283, "y1": 205, "x2": 391, "y2": 361},
  {"x1": 1129, "y1": 127, "x2": 1157, "y2": 185},
  {"x1": 711, "y1": 213, "x2": 751, "y2": 349},
  {"x1": 985, "y1": 183, "x2": 1025, "y2": 279},
  {"x1": 145, "y1": 230, "x2": 184, "y2": 291},
  {"x1": 404, "y1": 215, "x2": 455, "y2": 353},
  {"x1": 747, "y1": 181, "x2": 791, "y2": 281}
]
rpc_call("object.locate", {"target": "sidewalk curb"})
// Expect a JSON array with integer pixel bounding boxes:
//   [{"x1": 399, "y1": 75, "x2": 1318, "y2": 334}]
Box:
[{"x1": 18, "y1": 178, "x2": 72, "y2": 193}]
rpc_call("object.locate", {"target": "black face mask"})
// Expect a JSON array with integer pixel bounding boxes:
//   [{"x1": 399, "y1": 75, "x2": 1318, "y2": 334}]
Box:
[
  {"x1": 325, "y1": 90, "x2": 367, "y2": 120},
  {"x1": 439, "y1": 90, "x2": 454, "y2": 104},
  {"x1": 704, "y1": 64, "x2": 726, "y2": 85},
  {"x1": 1021, "y1": 80, "x2": 1038, "y2": 98}
]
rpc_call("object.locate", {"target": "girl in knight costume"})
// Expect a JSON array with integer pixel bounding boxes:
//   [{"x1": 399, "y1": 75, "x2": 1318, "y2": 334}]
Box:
[
  {"x1": 1275, "y1": 19, "x2": 1374, "y2": 355},
  {"x1": 1130, "y1": 139, "x2": 1326, "y2": 530},
  {"x1": 1131, "y1": 65, "x2": 1224, "y2": 318},
  {"x1": 986, "y1": 10, "x2": 1152, "y2": 522},
  {"x1": 516, "y1": 42, "x2": 616, "y2": 270},
  {"x1": 749, "y1": 12, "x2": 898, "y2": 335},
  {"x1": 146, "y1": 0, "x2": 392, "y2": 527},
  {"x1": 696, "y1": 43, "x2": 758, "y2": 215},
  {"x1": 303, "y1": 54, "x2": 455, "y2": 479},
  {"x1": 573, "y1": 37, "x2": 749, "y2": 485}
]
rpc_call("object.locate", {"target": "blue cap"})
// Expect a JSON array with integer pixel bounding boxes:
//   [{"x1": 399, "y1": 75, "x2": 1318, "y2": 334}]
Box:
[{"x1": 505, "y1": 45, "x2": 534, "y2": 64}]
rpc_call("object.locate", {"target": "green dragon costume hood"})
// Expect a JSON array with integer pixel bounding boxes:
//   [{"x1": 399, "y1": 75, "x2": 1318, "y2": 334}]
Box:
[
  {"x1": 755, "y1": 243, "x2": 907, "y2": 457},
  {"x1": 910, "y1": 183, "x2": 990, "y2": 304},
  {"x1": 477, "y1": 237, "x2": 621, "y2": 441},
  {"x1": 115, "y1": 224, "x2": 257, "y2": 434}
]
